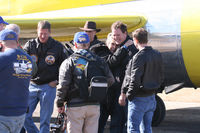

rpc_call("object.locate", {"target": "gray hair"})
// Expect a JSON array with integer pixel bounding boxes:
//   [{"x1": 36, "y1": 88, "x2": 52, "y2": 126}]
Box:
[
  {"x1": 5, "y1": 24, "x2": 20, "y2": 35},
  {"x1": 106, "y1": 33, "x2": 114, "y2": 46}
]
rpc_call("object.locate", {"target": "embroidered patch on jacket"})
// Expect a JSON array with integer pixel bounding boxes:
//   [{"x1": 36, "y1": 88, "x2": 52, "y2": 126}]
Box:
[
  {"x1": 74, "y1": 57, "x2": 87, "y2": 71},
  {"x1": 30, "y1": 54, "x2": 38, "y2": 62},
  {"x1": 45, "y1": 55, "x2": 55, "y2": 65}
]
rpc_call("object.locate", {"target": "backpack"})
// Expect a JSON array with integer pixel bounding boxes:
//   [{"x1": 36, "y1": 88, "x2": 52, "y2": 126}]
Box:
[{"x1": 71, "y1": 53, "x2": 108, "y2": 102}]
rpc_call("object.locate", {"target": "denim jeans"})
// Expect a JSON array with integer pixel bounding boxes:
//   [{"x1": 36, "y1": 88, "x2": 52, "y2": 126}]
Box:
[
  {"x1": 24, "y1": 83, "x2": 56, "y2": 133},
  {"x1": 127, "y1": 95, "x2": 156, "y2": 133},
  {"x1": 0, "y1": 114, "x2": 26, "y2": 133}
]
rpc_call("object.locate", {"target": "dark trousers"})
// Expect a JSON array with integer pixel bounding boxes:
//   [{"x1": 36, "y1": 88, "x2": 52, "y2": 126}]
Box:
[
  {"x1": 98, "y1": 93, "x2": 128, "y2": 133},
  {"x1": 20, "y1": 127, "x2": 26, "y2": 133}
]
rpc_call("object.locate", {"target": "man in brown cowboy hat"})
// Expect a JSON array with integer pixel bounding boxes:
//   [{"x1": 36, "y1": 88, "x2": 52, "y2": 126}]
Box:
[{"x1": 80, "y1": 21, "x2": 104, "y2": 49}]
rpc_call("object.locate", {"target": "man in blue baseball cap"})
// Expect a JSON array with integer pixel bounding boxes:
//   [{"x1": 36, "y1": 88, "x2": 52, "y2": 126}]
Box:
[
  {"x1": 0, "y1": 29, "x2": 17, "y2": 40},
  {"x1": 0, "y1": 29, "x2": 18, "y2": 51},
  {"x1": 0, "y1": 16, "x2": 9, "y2": 31},
  {"x1": 0, "y1": 29, "x2": 33, "y2": 133},
  {"x1": 73, "y1": 31, "x2": 90, "y2": 49},
  {"x1": 56, "y1": 32, "x2": 114, "y2": 133}
]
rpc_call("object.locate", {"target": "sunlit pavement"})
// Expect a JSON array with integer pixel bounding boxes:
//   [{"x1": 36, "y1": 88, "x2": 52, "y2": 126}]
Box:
[{"x1": 33, "y1": 88, "x2": 200, "y2": 133}]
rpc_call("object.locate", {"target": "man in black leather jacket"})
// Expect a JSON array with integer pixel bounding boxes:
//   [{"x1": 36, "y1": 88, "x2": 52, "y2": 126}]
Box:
[
  {"x1": 57, "y1": 32, "x2": 114, "y2": 133},
  {"x1": 119, "y1": 28, "x2": 164, "y2": 133},
  {"x1": 23, "y1": 20, "x2": 68, "y2": 133},
  {"x1": 97, "y1": 21, "x2": 138, "y2": 133},
  {"x1": 109, "y1": 21, "x2": 138, "y2": 133}
]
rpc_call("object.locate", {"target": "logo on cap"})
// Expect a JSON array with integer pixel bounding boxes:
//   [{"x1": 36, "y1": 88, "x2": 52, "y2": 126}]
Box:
[
  {"x1": 74, "y1": 32, "x2": 90, "y2": 44},
  {"x1": 78, "y1": 35, "x2": 87, "y2": 43},
  {"x1": 0, "y1": 29, "x2": 17, "y2": 41}
]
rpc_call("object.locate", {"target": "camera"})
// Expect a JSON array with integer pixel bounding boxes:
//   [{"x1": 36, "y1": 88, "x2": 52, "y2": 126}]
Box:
[{"x1": 50, "y1": 113, "x2": 66, "y2": 133}]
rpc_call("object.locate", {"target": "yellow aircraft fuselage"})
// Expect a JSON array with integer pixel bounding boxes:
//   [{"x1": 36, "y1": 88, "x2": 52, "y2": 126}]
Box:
[
  {"x1": 1, "y1": 0, "x2": 199, "y2": 88},
  {"x1": 1, "y1": 0, "x2": 200, "y2": 126}
]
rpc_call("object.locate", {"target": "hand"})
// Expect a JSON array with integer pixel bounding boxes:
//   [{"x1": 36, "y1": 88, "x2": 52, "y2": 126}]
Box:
[
  {"x1": 118, "y1": 93, "x2": 126, "y2": 106},
  {"x1": 57, "y1": 106, "x2": 65, "y2": 113},
  {"x1": 124, "y1": 40, "x2": 133, "y2": 47},
  {"x1": 48, "y1": 80, "x2": 58, "y2": 88}
]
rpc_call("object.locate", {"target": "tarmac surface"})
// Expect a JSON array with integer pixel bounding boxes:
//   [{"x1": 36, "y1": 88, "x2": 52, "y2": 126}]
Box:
[{"x1": 33, "y1": 88, "x2": 200, "y2": 133}]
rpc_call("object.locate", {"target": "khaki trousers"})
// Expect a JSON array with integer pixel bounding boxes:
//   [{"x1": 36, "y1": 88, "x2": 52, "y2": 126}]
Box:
[{"x1": 66, "y1": 105, "x2": 100, "y2": 133}]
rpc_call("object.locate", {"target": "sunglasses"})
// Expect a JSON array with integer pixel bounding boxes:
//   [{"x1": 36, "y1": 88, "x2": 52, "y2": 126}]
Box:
[{"x1": 84, "y1": 31, "x2": 94, "y2": 33}]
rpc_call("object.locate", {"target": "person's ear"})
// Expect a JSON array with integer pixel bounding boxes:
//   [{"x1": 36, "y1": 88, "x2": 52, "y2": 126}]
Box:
[
  {"x1": 74, "y1": 42, "x2": 78, "y2": 49},
  {"x1": 133, "y1": 37, "x2": 138, "y2": 44}
]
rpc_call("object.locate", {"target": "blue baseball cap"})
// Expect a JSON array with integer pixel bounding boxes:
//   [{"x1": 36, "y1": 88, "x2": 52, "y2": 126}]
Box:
[
  {"x1": 0, "y1": 29, "x2": 18, "y2": 41},
  {"x1": 0, "y1": 16, "x2": 9, "y2": 25},
  {"x1": 74, "y1": 32, "x2": 90, "y2": 44}
]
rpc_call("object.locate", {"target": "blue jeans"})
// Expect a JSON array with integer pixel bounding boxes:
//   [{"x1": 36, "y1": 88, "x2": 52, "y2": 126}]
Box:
[
  {"x1": 0, "y1": 114, "x2": 26, "y2": 133},
  {"x1": 24, "y1": 83, "x2": 56, "y2": 133},
  {"x1": 128, "y1": 95, "x2": 156, "y2": 133}
]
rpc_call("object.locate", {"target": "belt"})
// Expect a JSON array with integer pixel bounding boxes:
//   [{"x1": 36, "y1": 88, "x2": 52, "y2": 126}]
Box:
[{"x1": 135, "y1": 89, "x2": 156, "y2": 97}]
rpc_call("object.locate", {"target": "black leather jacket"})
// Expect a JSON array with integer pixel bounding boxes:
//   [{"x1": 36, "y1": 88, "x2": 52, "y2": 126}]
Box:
[
  {"x1": 122, "y1": 46, "x2": 164, "y2": 100},
  {"x1": 23, "y1": 37, "x2": 68, "y2": 85},
  {"x1": 89, "y1": 35, "x2": 105, "y2": 49},
  {"x1": 57, "y1": 49, "x2": 115, "y2": 107},
  {"x1": 107, "y1": 36, "x2": 138, "y2": 85}
]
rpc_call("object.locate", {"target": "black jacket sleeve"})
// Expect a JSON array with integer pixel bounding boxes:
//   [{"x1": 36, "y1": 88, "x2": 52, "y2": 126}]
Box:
[
  {"x1": 56, "y1": 58, "x2": 73, "y2": 107},
  {"x1": 107, "y1": 46, "x2": 128, "y2": 68},
  {"x1": 23, "y1": 40, "x2": 32, "y2": 54},
  {"x1": 23, "y1": 40, "x2": 38, "y2": 77},
  {"x1": 121, "y1": 58, "x2": 133, "y2": 94}
]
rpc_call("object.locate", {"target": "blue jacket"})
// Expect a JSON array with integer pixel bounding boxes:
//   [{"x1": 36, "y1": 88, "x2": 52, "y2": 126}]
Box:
[{"x1": 0, "y1": 49, "x2": 33, "y2": 116}]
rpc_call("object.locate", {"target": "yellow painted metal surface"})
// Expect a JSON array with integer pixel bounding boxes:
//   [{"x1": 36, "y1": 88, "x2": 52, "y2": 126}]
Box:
[
  {"x1": 0, "y1": 0, "x2": 131, "y2": 16},
  {"x1": 181, "y1": 0, "x2": 200, "y2": 86},
  {"x1": 6, "y1": 15, "x2": 147, "y2": 41}
]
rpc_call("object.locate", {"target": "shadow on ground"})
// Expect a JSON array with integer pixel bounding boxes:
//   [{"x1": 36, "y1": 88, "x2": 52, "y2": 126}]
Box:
[
  {"x1": 33, "y1": 107, "x2": 200, "y2": 133},
  {"x1": 152, "y1": 107, "x2": 200, "y2": 133}
]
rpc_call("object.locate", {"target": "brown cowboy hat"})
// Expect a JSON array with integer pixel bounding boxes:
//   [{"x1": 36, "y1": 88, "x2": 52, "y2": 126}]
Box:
[{"x1": 80, "y1": 21, "x2": 101, "y2": 32}]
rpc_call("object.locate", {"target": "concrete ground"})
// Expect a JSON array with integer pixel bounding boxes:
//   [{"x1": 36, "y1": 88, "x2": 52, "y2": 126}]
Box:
[{"x1": 32, "y1": 88, "x2": 200, "y2": 133}]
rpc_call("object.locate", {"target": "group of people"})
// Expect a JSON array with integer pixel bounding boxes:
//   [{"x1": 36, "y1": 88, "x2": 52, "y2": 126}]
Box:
[{"x1": 0, "y1": 16, "x2": 163, "y2": 133}]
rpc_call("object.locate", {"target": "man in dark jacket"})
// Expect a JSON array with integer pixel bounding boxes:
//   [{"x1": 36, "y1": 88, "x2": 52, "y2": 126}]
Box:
[
  {"x1": 23, "y1": 20, "x2": 68, "y2": 133},
  {"x1": 80, "y1": 21, "x2": 105, "y2": 49},
  {"x1": 119, "y1": 28, "x2": 164, "y2": 133},
  {"x1": 56, "y1": 32, "x2": 114, "y2": 133},
  {"x1": 106, "y1": 21, "x2": 138, "y2": 133},
  {"x1": 96, "y1": 21, "x2": 138, "y2": 133},
  {"x1": 66, "y1": 21, "x2": 104, "y2": 55}
]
